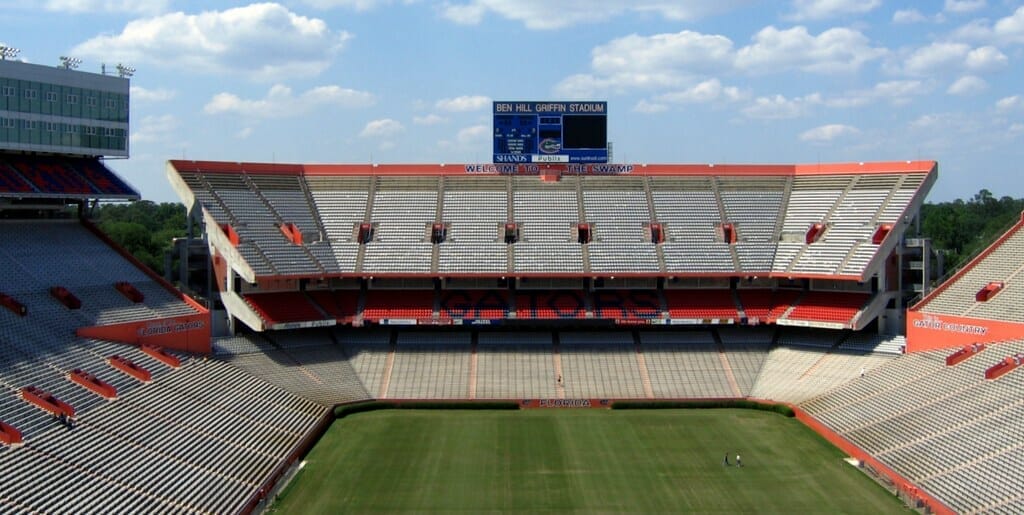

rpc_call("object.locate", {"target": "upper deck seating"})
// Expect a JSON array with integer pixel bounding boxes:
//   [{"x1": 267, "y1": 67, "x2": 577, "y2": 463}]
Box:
[{"x1": 918, "y1": 223, "x2": 1024, "y2": 320}]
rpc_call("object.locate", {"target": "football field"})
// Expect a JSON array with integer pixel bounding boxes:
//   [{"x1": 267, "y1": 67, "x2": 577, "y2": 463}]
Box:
[{"x1": 272, "y1": 408, "x2": 908, "y2": 513}]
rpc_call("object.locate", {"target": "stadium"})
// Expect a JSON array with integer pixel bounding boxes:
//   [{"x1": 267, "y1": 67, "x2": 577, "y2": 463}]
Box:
[{"x1": 2, "y1": 56, "x2": 1024, "y2": 515}]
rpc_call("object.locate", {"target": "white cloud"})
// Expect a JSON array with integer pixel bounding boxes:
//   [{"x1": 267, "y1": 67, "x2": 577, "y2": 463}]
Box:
[
  {"x1": 656, "y1": 79, "x2": 747, "y2": 104},
  {"x1": 440, "y1": 0, "x2": 749, "y2": 30},
  {"x1": 554, "y1": 74, "x2": 616, "y2": 99},
  {"x1": 236, "y1": 127, "x2": 254, "y2": 139},
  {"x1": 456, "y1": 124, "x2": 490, "y2": 144},
  {"x1": 435, "y1": 95, "x2": 491, "y2": 112},
  {"x1": 442, "y1": 2, "x2": 487, "y2": 24},
  {"x1": 901, "y1": 42, "x2": 1007, "y2": 76},
  {"x1": 799, "y1": 123, "x2": 859, "y2": 142},
  {"x1": 742, "y1": 93, "x2": 822, "y2": 119},
  {"x1": 965, "y1": 46, "x2": 1008, "y2": 71},
  {"x1": 45, "y1": 0, "x2": 167, "y2": 14},
  {"x1": 413, "y1": 114, "x2": 448, "y2": 125},
  {"x1": 204, "y1": 84, "x2": 375, "y2": 118},
  {"x1": 302, "y1": 0, "x2": 395, "y2": 10},
  {"x1": 130, "y1": 86, "x2": 176, "y2": 102},
  {"x1": 909, "y1": 113, "x2": 951, "y2": 130},
  {"x1": 944, "y1": 0, "x2": 986, "y2": 14},
  {"x1": 360, "y1": 118, "x2": 404, "y2": 138},
  {"x1": 131, "y1": 114, "x2": 178, "y2": 143},
  {"x1": 994, "y1": 6, "x2": 1024, "y2": 44},
  {"x1": 947, "y1": 75, "x2": 988, "y2": 95},
  {"x1": 892, "y1": 9, "x2": 928, "y2": 24},
  {"x1": 825, "y1": 80, "x2": 930, "y2": 108},
  {"x1": 554, "y1": 30, "x2": 734, "y2": 97},
  {"x1": 996, "y1": 95, "x2": 1023, "y2": 112},
  {"x1": 901, "y1": 42, "x2": 970, "y2": 75},
  {"x1": 787, "y1": 0, "x2": 881, "y2": 21},
  {"x1": 71, "y1": 4, "x2": 350, "y2": 81},
  {"x1": 735, "y1": 26, "x2": 886, "y2": 74},
  {"x1": 591, "y1": 31, "x2": 734, "y2": 76},
  {"x1": 952, "y1": 6, "x2": 1024, "y2": 45},
  {"x1": 632, "y1": 100, "x2": 669, "y2": 113},
  {"x1": 557, "y1": 25, "x2": 885, "y2": 98}
]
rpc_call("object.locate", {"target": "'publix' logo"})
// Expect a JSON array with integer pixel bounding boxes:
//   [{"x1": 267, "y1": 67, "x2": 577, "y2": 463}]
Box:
[{"x1": 539, "y1": 138, "x2": 561, "y2": 154}]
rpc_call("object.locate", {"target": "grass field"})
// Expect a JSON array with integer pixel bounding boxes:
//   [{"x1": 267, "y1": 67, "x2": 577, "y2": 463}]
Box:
[{"x1": 272, "y1": 409, "x2": 909, "y2": 513}]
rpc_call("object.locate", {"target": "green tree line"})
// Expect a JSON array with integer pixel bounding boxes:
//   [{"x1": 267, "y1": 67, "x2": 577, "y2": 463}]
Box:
[
  {"x1": 94, "y1": 201, "x2": 186, "y2": 274},
  {"x1": 919, "y1": 189, "x2": 1024, "y2": 273}
]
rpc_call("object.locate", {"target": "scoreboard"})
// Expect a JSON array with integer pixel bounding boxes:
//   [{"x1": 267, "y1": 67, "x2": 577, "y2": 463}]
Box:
[{"x1": 493, "y1": 101, "x2": 608, "y2": 164}]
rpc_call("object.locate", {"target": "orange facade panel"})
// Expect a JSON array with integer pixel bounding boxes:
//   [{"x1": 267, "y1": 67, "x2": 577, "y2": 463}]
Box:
[{"x1": 906, "y1": 311, "x2": 1024, "y2": 352}]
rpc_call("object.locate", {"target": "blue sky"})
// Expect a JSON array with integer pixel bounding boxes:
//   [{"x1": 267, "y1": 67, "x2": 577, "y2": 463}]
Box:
[{"x1": 3, "y1": 0, "x2": 1023, "y2": 203}]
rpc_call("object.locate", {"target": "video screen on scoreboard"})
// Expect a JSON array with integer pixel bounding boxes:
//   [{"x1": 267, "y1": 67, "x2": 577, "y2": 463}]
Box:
[
  {"x1": 562, "y1": 115, "x2": 607, "y2": 149},
  {"x1": 493, "y1": 101, "x2": 608, "y2": 164}
]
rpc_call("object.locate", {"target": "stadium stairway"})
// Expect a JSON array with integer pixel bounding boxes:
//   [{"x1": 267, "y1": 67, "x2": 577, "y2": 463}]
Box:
[
  {"x1": 631, "y1": 333, "x2": 655, "y2": 399},
  {"x1": 712, "y1": 331, "x2": 743, "y2": 397}
]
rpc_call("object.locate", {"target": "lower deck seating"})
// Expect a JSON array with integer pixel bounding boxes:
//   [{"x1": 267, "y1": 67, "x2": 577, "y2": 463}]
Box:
[
  {"x1": 0, "y1": 352, "x2": 327, "y2": 513},
  {"x1": 438, "y1": 290, "x2": 510, "y2": 320},
  {"x1": 362, "y1": 290, "x2": 434, "y2": 321},
  {"x1": 738, "y1": 289, "x2": 801, "y2": 322},
  {"x1": 244, "y1": 292, "x2": 326, "y2": 326},
  {"x1": 590, "y1": 290, "x2": 662, "y2": 320},
  {"x1": 786, "y1": 291, "x2": 868, "y2": 324},
  {"x1": 749, "y1": 346, "x2": 895, "y2": 403},
  {"x1": 515, "y1": 290, "x2": 588, "y2": 320},
  {"x1": 800, "y1": 340, "x2": 1024, "y2": 514},
  {"x1": 663, "y1": 289, "x2": 738, "y2": 320},
  {"x1": 307, "y1": 289, "x2": 360, "y2": 322}
]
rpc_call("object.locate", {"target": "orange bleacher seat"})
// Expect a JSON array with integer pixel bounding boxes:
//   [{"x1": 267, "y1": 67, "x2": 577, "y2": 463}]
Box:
[
  {"x1": 738, "y1": 289, "x2": 800, "y2": 322},
  {"x1": 363, "y1": 290, "x2": 434, "y2": 321},
  {"x1": 515, "y1": 290, "x2": 587, "y2": 320},
  {"x1": 244, "y1": 292, "x2": 326, "y2": 325},
  {"x1": 439, "y1": 290, "x2": 510, "y2": 320},
  {"x1": 787, "y1": 292, "x2": 868, "y2": 324},
  {"x1": 592, "y1": 290, "x2": 661, "y2": 320},
  {"x1": 664, "y1": 289, "x2": 738, "y2": 319},
  {"x1": 0, "y1": 161, "x2": 34, "y2": 193},
  {"x1": 307, "y1": 290, "x2": 360, "y2": 322}
]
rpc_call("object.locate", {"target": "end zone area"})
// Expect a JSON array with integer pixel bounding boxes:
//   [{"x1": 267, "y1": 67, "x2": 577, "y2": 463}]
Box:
[{"x1": 271, "y1": 409, "x2": 909, "y2": 513}]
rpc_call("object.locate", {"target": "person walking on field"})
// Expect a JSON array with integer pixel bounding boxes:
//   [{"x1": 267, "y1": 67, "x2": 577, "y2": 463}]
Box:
[
  {"x1": 723, "y1": 453, "x2": 730, "y2": 466},
  {"x1": 736, "y1": 453, "x2": 742, "y2": 467}
]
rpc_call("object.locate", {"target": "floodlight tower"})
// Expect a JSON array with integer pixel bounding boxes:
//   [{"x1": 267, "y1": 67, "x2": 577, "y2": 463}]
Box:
[
  {"x1": 59, "y1": 56, "x2": 82, "y2": 69},
  {"x1": 0, "y1": 46, "x2": 20, "y2": 60},
  {"x1": 116, "y1": 63, "x2": 135, "y2": 78}
]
